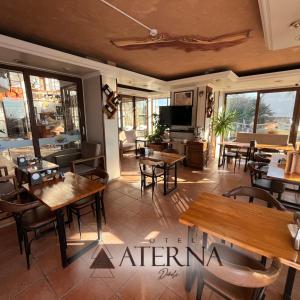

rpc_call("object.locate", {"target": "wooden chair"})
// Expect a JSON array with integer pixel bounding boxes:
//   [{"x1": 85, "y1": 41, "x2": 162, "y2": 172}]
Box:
[
  {"x1": 223, "y1": 185, "x2": 286, "y2": 211},
  {"x1": 0, "y1": 194, "x2": 56, "y2": 269},
  {"x1": 68, "y1": 168, "x2": 108, "y2": 238},
  {"x1": 139, "y1": 157, "x2": 164, "y2": 199},
  {"x1": 222, "y1": 146, "x2": 242, "y2": 173},
  {"x1": 247, "y1": 161, "x2": 285, "y2": 201},
  {"x1": 197, "y1": 242, "x2": 282, "y2": 300}
]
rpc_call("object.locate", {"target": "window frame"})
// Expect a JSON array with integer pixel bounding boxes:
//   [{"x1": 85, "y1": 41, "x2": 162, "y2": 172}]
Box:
[
  {"x1": 0, "y1": 63, "x2": 85, "y2": 157},
  {"x1": 225, "y1": 87, "x2": 300, "y2": 145}
]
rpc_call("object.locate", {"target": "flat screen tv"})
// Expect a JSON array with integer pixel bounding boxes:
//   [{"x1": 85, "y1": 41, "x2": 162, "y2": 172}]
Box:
[{"x1": 159, "y1": 106, "x2": 192, "y2": 126}]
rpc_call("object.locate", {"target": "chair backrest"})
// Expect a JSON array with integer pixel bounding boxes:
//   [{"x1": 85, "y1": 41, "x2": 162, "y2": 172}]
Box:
[
  {"x1": 236, "y1": 132, "x2": 288, "y2": 145},
  {"x1": 125, "y1": 130, "x2": 136, "y2": 143},
  {"x1": 94, "y1": 168, "x2": 109, "y2": 184},
  {"x1": 0, "y1": 199, "x2": 40, "y2": 214},
  {"x1": 223, "y1": 186, "x2": 286, "y2": 211},
  {"x1": 247, "y1": 161, "x2": 268, "y2": 182},
  {"x1": 162, "y1": 148, "x2": 178, "y2": 154},
  {"x1": 81, "y1": 141, "x2": 101, "y2": 167},
  {"x1": 139, "y1": 158, "x2": 163, "y2": 174},
  {"x1": 204, "y1": 242, "x2": 282, "y2": 289}
]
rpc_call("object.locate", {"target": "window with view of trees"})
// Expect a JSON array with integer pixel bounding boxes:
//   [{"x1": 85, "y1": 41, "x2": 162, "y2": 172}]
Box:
[
  {"x1": 225, "y1": 89, "x2": 300, "y2": 143},
  {"x1": 226, "y1": 93, "x2": 256, "y2": 140}
]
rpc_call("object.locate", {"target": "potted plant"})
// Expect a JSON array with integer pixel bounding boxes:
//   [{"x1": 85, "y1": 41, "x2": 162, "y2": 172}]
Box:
[
  {"x1": 212, "y1": 109, "x2": 237, "y2": 141},
  {"x1": 146, "y1": 113, "x2": 168, "y2": 151}
]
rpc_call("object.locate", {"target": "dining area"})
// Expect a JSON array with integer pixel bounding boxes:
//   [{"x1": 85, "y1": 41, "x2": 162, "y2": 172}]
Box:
[{"x1": 0, "y1": 153, "x2": 109, "y2": 272}]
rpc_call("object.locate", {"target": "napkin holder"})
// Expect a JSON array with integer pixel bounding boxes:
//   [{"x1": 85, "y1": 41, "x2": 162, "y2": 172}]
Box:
[{"x1": 288, "y1": 212, "x2": 300, "y2": 251}]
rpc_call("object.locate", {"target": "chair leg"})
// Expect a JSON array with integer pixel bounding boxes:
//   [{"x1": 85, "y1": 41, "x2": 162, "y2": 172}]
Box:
[
  {"x1": 23, "y1": 230, "x2": 30, "y2": 269},
  {"x1": 234, "y1": 157, "x2": 237, "y2": 173},
  {"x1": 15, "y1": 218, "x2": 23, "y2": 255},
  {"x1": 151, "y1": 174, "x2": 155, "y2": 200}
]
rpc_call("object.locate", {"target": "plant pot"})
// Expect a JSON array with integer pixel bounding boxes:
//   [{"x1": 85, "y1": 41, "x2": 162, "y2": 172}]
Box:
[{"x1": 148, "y1": 143, "x2": 166, "y2": 152}]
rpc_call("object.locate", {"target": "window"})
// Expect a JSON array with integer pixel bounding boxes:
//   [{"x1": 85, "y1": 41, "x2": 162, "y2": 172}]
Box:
[
  {"x1": 118, "y1": 96, "x2": 149, "y2": 136},
  {"x1": 120, "y1": 97, "x2": 134, "y2": 130},
  {"x1": 225, "y1": 89, "x2": 299, "y2": 144},
  {"x1": 256, "y1": 91, "x2": 296, "y2": 135},
  {"x1": 225, "y1": 93, "x2": 256, "y2": 141},
  {"x1": 152, "y1": 98, "x2": 170, "y2": 116},
  {"x1": 0, "y1": 66, "x2": 84, "y2": 159},
  {"x1": 0, "y1": 69, "x2": 34, "y2": 158},
  {"x1": 135, "y1": 98, "x2": 147, "y2": 137}
]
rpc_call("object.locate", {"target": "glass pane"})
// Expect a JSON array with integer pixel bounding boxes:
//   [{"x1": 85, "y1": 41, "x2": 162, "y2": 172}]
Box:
[
  {"x1": 152, "y1": 98, "x2": 170, "y2": 115},
  {"x1": 0, "y1": 69, "x2": 34, "y2": 160},
  {"x1": 256, "y1": 91, "x2": 296, "y2": 135},
  {"x1": 30, "y1": 76, "x2": 81, "y2": 156},
  {"x1": 135, "y1": 98, "x2": 147, "y2": 137},
  {"x1": 151, "y1": 98, "x2": 170, "y2": 133},
  {"x1": 226, "y1": 93, "x2": 257, "y2": 141},
  {"x1": 121, "y1": 97, "x2": 134, "y2": 130}
]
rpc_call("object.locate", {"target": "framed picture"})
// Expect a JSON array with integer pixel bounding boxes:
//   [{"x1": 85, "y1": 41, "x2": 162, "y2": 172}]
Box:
[{"x1": 174, "y1": 90, "x2": 193, "y2": 106}]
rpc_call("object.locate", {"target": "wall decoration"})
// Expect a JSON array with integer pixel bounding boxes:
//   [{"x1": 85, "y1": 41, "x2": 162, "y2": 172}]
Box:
[
  {"x1": 206, "y1": 91, "x2": 214, "y2": 118},
  {"x1": 111, "y1": 30, "x2": 251, "y2": 52},
  {"x1": 102, "y1": 84, "x2": 120, "y2": 119},
  {"x1": 174, "y1": 90, "x2": 193, "y2": 106}
]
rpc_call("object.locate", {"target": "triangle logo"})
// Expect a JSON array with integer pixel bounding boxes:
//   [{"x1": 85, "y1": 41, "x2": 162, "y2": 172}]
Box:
[{"x1": 90, "y1": 248, "x2": 115, "y2": 269}]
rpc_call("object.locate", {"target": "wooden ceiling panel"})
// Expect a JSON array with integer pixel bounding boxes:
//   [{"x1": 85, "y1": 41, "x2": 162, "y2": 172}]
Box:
[{"x1": 0, "y1": 0, "x2": 300, "y2": 79}]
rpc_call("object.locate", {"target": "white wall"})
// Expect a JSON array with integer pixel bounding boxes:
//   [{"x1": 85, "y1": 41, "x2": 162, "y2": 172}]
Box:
[
  {"x1": 83, "y1": 75, "x2": 105, "y2": 145},
  {"x1": 83, "y1": 74, "x2": 121, "y2": 180}
]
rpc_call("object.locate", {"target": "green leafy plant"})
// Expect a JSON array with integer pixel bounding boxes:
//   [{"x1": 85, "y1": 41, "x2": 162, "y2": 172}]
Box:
[
  {"x1": 212, "y1": 109, "x2": 237, "y2": 140},
  {"x1": 146, "y1": 113, "x2": 168, "y2": 144}
]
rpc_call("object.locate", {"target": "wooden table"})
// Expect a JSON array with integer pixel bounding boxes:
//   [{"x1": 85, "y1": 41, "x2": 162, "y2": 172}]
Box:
[
  {"x1": 146, "y1": 151, "x2": 185, "y2": 195},
  {"x1": 23, "y1": 172, "x2": 105, "y2": 268},
  {"x1": 218, "y1": 141, "x2": 295, "y2": 168},
  {"x1": 267, "y1": 154, "x2": 300, "y2": 211},
  {"x1": 179, "y1": 192, "x2": 299, "y2": 300}
]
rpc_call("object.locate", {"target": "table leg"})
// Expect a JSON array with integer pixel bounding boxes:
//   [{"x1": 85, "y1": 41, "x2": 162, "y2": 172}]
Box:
[
  {"x1": 186, "y1": 226, "x2": 197, "y2": 292},
  {"x1": 135, "y1": 140, "x2": 138, "y2": 157},
  {"x1": 218, "y1": 144, "x2": 223, "y2": 167},
  {"x1": 95, "y1": 192, "x2": 102, "y2": 241},
  {"x1": 174, "y1": 163, "x2": 177, "y2": 188},
  {"x1": 283, "y1": 267, "x2": 296, "y2": 300},
  {"x1": 163, "y1": 163, "x2": 167, "y2": 195},
  {"x1": 55, "y1": 209, "x2": 68, "y2": 268}
]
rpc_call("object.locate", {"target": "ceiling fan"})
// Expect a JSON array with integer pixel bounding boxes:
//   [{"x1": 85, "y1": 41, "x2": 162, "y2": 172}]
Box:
[{"x1": 99, "y1": 0, "x2": 251, "y2": 52}]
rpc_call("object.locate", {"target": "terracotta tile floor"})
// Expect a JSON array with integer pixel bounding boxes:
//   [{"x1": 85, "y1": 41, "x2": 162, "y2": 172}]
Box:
[{"x1": 0, "y1": 152, "x2": 300, "y2": 300}]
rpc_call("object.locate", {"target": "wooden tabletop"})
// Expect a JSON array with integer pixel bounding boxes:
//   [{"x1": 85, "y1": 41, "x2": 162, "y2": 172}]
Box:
[
  {"x1": 219, "y1": 141, "x2": 295, "y2": 152},
  {"x1": 179, "y1": 192, "x2": 300, "y2": 270},
  {"x1": 146, "y1": 151, "x2": 185, "y2": 165},
  {"x1": 23, "y1": 172, "x2": 105, "y2": 211},
  {"x1": 266, "y1": 154, "x2": 300, "y2": 184}
]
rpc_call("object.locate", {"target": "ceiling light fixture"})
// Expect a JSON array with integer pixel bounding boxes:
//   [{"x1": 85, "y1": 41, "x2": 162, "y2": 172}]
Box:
[
  {"x1": 98, "y1": 0, "x2": 158, "y2": 36},
  {"x1": 290, "y1": 20, "x2": 300, "y2": 30}
]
